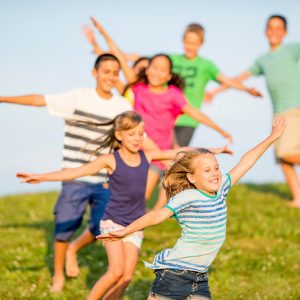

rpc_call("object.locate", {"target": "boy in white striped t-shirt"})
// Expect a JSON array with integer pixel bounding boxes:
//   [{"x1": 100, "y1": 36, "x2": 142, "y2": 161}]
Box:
[
  {"x1": 0, "y1": 54, "x2": 131, "y2": 292},
  {"x1": 99, "y1": 117, "x2": 285, "y2": 300}
]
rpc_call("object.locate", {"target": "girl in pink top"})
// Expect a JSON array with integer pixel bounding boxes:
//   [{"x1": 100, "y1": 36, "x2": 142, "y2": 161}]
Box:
[{"x1": 128, "y1": 54, "x2": 233, "y2": 208}]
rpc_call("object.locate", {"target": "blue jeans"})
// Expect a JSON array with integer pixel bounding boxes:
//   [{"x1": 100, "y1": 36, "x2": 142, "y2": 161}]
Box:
[
  {"x1": 150, "y1": 269, "x2": 211, "y2": 300},
  {"x1": 54, "y1": 181, "x2": 110, "y2": 241}
]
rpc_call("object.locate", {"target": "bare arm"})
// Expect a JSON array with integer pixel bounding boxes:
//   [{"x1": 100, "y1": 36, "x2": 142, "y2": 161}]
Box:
[
  {"x1": 97, "y1": 207, "x2": 173, "y2": 241},
  {"x1": 0, "y1": 95, "x2": 46, "y2": 106},
  {"x1": 82, "y1": 24, "x2": 104, "y2": 55},
  {"x1": 90, "y1": 17, "x2": 136, "y2": 84},
  {"x1": 16, "y1": 154, "x2": 113, "y2": 183},
  {"x1": 229, "y1": 117, "x2": 285, "y2": 185},
  {"x1": 205, "y1": 71, "x2": 253, "y2": 103},
  {"x1": 182, "y1": 104, "x2": 233, "y2": 143},
  {"x1": 145, "y1": 147, "x2": 191, "y2": 161}
]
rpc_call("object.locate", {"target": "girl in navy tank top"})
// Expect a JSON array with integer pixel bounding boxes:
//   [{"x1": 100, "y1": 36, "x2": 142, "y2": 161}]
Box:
[{"x1": 17, "y1": 111, "x2": 232, "y2": 300}]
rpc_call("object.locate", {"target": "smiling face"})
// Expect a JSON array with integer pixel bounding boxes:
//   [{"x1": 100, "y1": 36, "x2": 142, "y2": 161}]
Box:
[
  {"x1": 92, "y1": 60, "x2": 120, "y2": 94},
  {"x1": 145, "y1": 56, "x2": 172, "y2": 88},
  {"x1": 115, "y1": 122, "x2": 145, "y2": 153},
  {"x1": 266, "y1": 17, "x2": 287, "y2": 48},
  {"x1": 183, "y1": 31, "x2": 203, "y2": 59},
  {"x1": 187, "y1": 153, "x2": 222, "y2": 195}
]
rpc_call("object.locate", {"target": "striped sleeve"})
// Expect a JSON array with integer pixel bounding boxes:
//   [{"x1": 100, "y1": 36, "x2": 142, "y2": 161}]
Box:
[
  {"x1": 165, "y1": 191, "x2": 190, "y2": 216},
  {"x1": 248, "y1": 58, "x2": 264, "y2": 76},
  {"x1": 219, "y1": 173, "x2": 231, "y2": 199},
  {"x1": 290, "y1": 43, "x2": 300, "y2": 60}
]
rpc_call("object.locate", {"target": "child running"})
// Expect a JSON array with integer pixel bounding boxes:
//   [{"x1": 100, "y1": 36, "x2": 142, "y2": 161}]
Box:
[
  {"x1": 0, "y1": 53, "x2": 132, "y2": 292},
  {"x1": 17, "y1": 111, "x2": 232, "y2": 300},
  {"x1": 207, "y1": 15, "x2": 300, "y2": 207},
  {"x1": 98, "y1": 116, "x2": 285, "y2": 300}
]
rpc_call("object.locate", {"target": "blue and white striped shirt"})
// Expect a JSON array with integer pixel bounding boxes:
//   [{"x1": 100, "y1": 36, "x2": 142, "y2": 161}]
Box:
[{"x1": 145, "y1": 174, "x2": 231, "y2": 273}]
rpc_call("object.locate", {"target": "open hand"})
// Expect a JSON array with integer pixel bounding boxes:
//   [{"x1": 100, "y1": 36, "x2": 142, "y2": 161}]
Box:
[
  {"x1": 16, "y1": 173, "x2": 42, "y2": 184},
  {"x1": 222, "y1": 131, "x2": 233, "y2": 144},
  {"x1": 247, "y1": 87, "x2": 263, "y2": 97},
  {"x1": 90, "y1": 16, "x2": 105, "y2": 35},
  {"x1": 96, "y1": 229, "x2": 127, "y2": 241},
  {"x1": 270, "y1": 116, "x2": 286, "y2": 139},
  {"x1": 209, "y1": 145, "x2": 233, "y2": 155},
  {"x1": 204, "y1": 91, "x2": 215, "y2": 104},
  {"x1": 82, "y1": 24, "x2": 97, "y2": 44}
]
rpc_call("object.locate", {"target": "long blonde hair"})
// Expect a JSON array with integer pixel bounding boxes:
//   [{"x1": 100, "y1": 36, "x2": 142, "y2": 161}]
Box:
[{"x1": 163, "y1": 148, "x2": 212, "y2": 199}]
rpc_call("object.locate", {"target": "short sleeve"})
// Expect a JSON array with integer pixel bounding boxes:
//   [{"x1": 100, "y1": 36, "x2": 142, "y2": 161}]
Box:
[
  {"x1": 290, "y1": 43, "x2": 300, "y2": 60},
  {"x1": 45, "y1": 88, "x2": 82, "y2": 118},
  {"x1": 207, "y1": 60, "x2": 221, "y2": 81},
  {"x1": 218, "y1": 173, "x2": 232, "y2": 199},
  {"x1": 123, "y1": 88, "x2": 135, "y2": 107},
  {"x1": 248, "y1": 59, "x2": 264, "y2": 76},
  {"x1": 165, "y1": 195, "x2": 185, "y2": 217}
]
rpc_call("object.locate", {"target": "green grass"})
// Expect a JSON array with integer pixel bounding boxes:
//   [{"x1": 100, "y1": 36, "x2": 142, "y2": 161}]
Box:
[{"x1": 0, "y1": 184, "x2": 300, "y2": 299}]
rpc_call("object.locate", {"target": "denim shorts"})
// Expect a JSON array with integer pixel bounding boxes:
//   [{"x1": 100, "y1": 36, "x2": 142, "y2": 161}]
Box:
[
  {"x1": 54, "y1": 181, "x2": 110, "y2": 241},
  {"x1": 150, "y1": 269, "x2": 211, "y2": 300}
]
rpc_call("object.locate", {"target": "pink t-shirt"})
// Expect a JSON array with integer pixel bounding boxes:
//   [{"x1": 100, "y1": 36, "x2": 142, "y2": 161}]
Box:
[{"x1": 132, "y1": 83, "x2": 187, "y2": 169}]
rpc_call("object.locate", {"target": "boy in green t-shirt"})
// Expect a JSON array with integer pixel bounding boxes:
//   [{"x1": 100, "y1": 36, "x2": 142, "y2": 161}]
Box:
[
  {"x1": 171, "y1": 23, "x2": 261, "y2": 146},
  {"x1": 208, "y1": 15, "x2": 300, "y2": 207}
]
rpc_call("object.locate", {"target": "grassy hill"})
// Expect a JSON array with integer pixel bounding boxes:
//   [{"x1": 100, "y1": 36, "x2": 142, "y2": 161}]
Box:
[{"x1": 0, "y1": 183, "x2": 300, "y2": 299}]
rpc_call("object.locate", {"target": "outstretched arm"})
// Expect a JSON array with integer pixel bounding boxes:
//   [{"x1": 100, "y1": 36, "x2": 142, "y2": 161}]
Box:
[
  {"x1": 17, "y1": 154, "x2": 113, "y2": 184},
  {"x1": 229, "y1": 117, "x2": 285, "y2": 185},
  {"x1": 182, "y1": 104, "x2": 233, "y2": 143},
  {"x1": 82, "y1": 24, "x2": 103, "y2": 55},
  {"x1": 97, "y1": 208, "x2": 173, "y2": 241},
  {"x1": 205, "y1": 71, "x2": 253, "y2": 103},
  {"x1": 0, "y1": 95, "x2": 46, "y2": 106},
  {"x1": 90, "y1": 17, "x2": 136, "y2": 84}
]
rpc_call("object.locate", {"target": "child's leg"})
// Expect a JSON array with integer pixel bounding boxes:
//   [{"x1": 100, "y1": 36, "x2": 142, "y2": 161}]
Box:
[
  {"x1": 66, "y1": 183, "x2": 110, "y2": 277},
  {"x1": 51, "y1": 241, "x2": 68, "y2": 292},
  {"x1": 145, "y1": 168, "x2": 160, "y2": 201},
  {"x1": 87, "y1": 241, "x2": 125, "y2": 300},
  {"x1": 104, "y1": 242, "x2": 139, "y2": 300},
  {"x1": 66, "y1": 228, "x2": 95, "y2": 277},
  {"x1": 282, "y1": 153, "x2": 300, "y2": 165},
  {"x1": 281, "y1": 162, "x2": 300, "y2": 206},
  {"x1": 52, "y1": 182, "x2": 90, "y2": 291}
]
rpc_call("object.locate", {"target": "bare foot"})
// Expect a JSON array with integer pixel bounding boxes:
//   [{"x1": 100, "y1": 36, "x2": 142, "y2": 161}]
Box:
[
  {"x1": 66, "y1": 244, "x2": 79, "y2": 277},
  {"x1": 50, "y1": 275, "x2": 64, "y2": 293},
  {"x1": 287, "y1": 200, "x2": 300, "y2": 208}
]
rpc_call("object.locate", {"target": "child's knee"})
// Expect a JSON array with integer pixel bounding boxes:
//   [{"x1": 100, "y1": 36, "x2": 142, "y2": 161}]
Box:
[
  {"x1": 120, "y1": 274, "x2": 132, "y2": 286},
  {"x1": 108, "y1": 267, "x2": 124, "y2": 281}
]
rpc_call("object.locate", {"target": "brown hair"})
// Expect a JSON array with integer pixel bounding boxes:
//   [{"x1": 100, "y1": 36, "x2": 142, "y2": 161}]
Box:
[
  {"x1": 70, "y1": 111, "x2": 143, "y2": 155},
  {"x1": 184, "y1": 23, "x2": 205, "y2": 43},
  {"x1": 163, "y1": 148, "x2": 212, "y2": 199}
]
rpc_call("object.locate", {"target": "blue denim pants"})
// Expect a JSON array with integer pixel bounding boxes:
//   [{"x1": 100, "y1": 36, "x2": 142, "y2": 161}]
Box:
[{"x1": 150, "y1": 269, "x2": 211, "y2": 300}]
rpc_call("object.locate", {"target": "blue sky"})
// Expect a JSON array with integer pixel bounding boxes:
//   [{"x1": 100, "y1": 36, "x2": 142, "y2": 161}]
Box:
[{"x1": 1, "y1": 0, "x2": 299, "y2": 195}]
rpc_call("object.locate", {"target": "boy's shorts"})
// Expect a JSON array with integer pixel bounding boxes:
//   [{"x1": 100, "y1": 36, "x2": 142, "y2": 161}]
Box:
[
  {"x1": 275, "y1": 108, "x2": 300, "y2": 160},
  {"x1": 175, "y1": 126, "x2": 195, "y2": 147},
  {"x1": 100, "y1": 219, "x2": 144, "y2": 249},
  {"x1": 150, "y1": 269, "x2": 210, "y2": 300},
  {"x1": 54, "y1": 181, "x2": 110, "y2": 241}
]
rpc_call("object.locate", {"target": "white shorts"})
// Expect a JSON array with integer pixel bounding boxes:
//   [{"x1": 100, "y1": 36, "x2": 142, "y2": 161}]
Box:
[{"x1": 100, "y1": 219, "x2": 144, "y2": 249}]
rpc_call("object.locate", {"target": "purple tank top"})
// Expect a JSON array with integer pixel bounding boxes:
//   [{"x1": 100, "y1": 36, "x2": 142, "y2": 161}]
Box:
[{"x1": 102, "y1": 150, "x2": 150, "y2": 226}]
